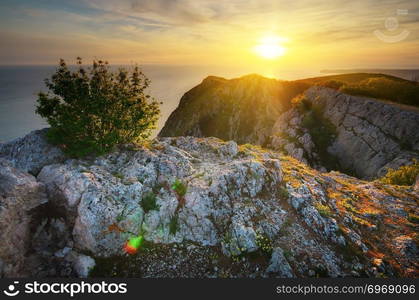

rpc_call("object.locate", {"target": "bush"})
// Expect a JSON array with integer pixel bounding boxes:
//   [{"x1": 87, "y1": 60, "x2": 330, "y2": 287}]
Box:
[
  {"x1": 36, "y1": 58, "x2": 160, "y2": 157},
  {"x1": 380, "y1": 160, "x2": 419, "y2": 186}
]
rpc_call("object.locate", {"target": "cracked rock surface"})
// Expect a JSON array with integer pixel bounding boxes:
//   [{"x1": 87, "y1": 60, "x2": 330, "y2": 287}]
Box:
[{"x1": 0, "y1": 131, "x2": 418, "y2": 277}]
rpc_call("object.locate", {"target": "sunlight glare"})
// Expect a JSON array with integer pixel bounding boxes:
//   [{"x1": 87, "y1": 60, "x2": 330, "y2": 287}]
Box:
[{"x1": 254, "y1": 36, "x2": 287, "y2": 59}]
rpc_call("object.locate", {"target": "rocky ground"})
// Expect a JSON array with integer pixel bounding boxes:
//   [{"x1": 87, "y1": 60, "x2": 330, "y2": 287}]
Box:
[{"x1": 0, "y1": 130, "x2": 418, "y2": 278}]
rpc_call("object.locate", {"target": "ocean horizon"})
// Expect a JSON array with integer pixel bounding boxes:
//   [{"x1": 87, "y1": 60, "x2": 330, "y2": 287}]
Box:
[
  {"x1": 0, "y1": 64, "x2": 326, "y2": 142},
  {"x1": 1, "y1": 65, "x2": 417, "y2": 142}
]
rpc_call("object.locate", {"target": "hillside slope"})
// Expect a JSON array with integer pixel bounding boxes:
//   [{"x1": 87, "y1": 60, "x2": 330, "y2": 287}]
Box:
[{"x1": 160, "y1": 74, "x2": 419, "y2": 179}]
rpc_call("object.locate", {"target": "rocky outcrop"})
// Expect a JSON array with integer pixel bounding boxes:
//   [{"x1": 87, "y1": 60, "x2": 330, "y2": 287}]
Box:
[
  {"x1": 0, "y1": 128, "x2": 65, "y2": 175},
  {"x1": 0, "y1": 159, "x2": 47, "y2": 277},
  {"x1": 0, "y1": 130, "x2": 418, "y2": 277},
  {"x1": 159, "y1": 74, "x2": 308, "y2": 145},
  {"x1": 160, "y1": 75, "x2": 419, "y2": 179},
  {"x1": 271, "y1": 86, "x2": 419, "y2": 179}
]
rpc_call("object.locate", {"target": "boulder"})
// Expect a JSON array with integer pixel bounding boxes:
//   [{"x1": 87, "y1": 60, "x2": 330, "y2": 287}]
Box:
[
  {"x1": 0, "y1": 129, "x2": 65, "y2": 175},
  {"x1": 0, "y1": 159, "x2": 47, "y2": 277}
]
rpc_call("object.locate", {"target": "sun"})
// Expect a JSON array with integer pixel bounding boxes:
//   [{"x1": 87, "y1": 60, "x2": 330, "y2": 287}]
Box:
[{"x1": 254, "y1": 36, "x2": 286, "y2": 59}]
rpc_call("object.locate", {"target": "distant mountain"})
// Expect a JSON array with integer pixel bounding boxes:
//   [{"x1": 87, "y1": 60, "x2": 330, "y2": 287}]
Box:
[{"x1": 160, "y1": 73, "x2": 419, "y2": 179}]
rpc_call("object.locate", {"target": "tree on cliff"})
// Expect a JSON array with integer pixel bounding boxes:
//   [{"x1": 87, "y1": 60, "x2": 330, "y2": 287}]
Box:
[{"x1": 36, "y1": 58, "x2": 160, "y2": 157}]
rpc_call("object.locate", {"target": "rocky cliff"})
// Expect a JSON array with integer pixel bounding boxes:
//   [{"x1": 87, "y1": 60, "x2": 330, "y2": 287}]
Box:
[
  {"x1": 160, "y1": 74, "x2": 419, "y2": 179},
  {"x1": 0, "y1": 130, "x2": 418, "y2": 277},
  {"x1": 160, "y1": 74, "x2": 309, "y2": 145}
]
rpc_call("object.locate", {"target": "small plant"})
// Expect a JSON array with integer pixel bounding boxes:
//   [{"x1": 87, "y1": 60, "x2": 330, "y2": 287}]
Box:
[
  {"x1": 379, "y1": 160, "x2": 419, "y2": 186},
  {"x1": 171, "y1": 178, "x2": 188, "y2": 197},
  {"x1": 407, "y1": 213, "x2": 419, "y2": 224},
  {"x1": 279, "y1": 218, "x2": 292, "y2": 235},
  {"x1": 283, "y1": 249, "x2": 292, "y2": 260},
  {"x1": 279, "y1": 186, "x2": 289, "y2": 199},
  {"x1": 169, "y1": 215, "x2": 179, "y2": 235},
  {"x1": 314, "y1": 202, "x2": 332, "y2": 217},
  {"x1": 141, "y1": 191, "x2": 159, "y2": 213},
  {"x1": 255, "y1": 233, "x2": 273, "y2": 256},
  {"x1": 112, "y1": 172, "x2": 124, "y2": 180}
]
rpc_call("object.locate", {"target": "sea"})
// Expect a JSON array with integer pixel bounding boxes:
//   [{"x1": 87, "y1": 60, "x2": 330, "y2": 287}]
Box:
[
  {"x1": 0, "y1": 64, "x2": 323, "y2": 142},
  {"x1": 1, "y1": 65, "x2": 417, "y2": 142}
]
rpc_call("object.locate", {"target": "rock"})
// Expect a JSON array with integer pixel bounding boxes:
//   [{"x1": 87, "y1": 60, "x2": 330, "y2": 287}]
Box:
[
  {"x1": 278, "y1": 86, "x2": 419, "y2": 179},
  {"x1": 159, "y1": 74, "x2": 300, "y2": 145},
  {"x1": 414, "y1": 175, "x2": 419, "y2": 192},
  {"x1": 265, "y1": 247, "x2": 294, "y2": 277},
  {"x1": 0, "y1": 129, "x2": 65, "y2": 175},
  {"x1": 0, "y1": 159, "x2": 47, "y2": 277},
  {"x1": 1, "y1": 130, "x2": 418, "y2": 277},
  {"x1": 68, "y1": 252, "x2": 95, "y2": 278}
]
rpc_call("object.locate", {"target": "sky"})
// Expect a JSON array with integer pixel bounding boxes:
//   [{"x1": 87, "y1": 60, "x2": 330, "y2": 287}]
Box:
[{"x1": 0, "y1": 0, "x2": 418, "y2": 72}]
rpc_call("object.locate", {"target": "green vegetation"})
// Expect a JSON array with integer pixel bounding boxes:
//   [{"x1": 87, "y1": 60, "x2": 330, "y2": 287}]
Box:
[
  {"x1": 36, "y1": 58, "x2": 160, "y2": 157},
  {"x1": 379, "y1": 160, "x2": 419, "y2": 186},
  {"x1": 314, "y1": 202, "x2": 332, "y2": 217},
  {"x1": 278, "y1": 186, "x2": 289, "y2": 199},
  {"x1": 255, "y1": 233, "x2": 273, "y2": 256},
  {"x1": 311, "y1": 75, "x2": 419, "y2": 107},
  {"x1": 291, "y1": 95, "x2": 339, "y2": 170},
  {"x1": 169, "y1": 215, "x2": 179, "y2": 235},
  {"x1": 407, "y1": 213, "x2": 419, "y2": 224},
  {"x1": 140, "y1": 191, "x2": 159, "y2": 213},
  {"x1": 112, "y1": 172, "x2": 124, "y2": 180},
  {"x1": 171, "y1": 179, "x2": 188, "y2": 197}
]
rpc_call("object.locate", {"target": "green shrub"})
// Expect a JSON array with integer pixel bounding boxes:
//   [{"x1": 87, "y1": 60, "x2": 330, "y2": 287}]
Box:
[
  {"x1": 171, "y1": 179, "x2": 188, "y2": 197},
  {"x1": 36, "y1": 58, "x2": 160, "y2": 157},
  {"x1": 300, "y1": 105, "x2": 338, "y2": 170},
  {"x1": 141, "y1": 192, "x2": 159, "y2": 213},
  {"x1": 255, "y1": 233, "x2": 273, "y2": 256},
  {"x1": 380, "y1": 160, "x2": 419, "y2": 186}
]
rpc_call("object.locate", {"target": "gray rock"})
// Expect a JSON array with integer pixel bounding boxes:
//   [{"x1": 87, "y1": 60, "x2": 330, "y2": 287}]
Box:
[
  {"x1": 266, "y1": 247, "x2": 294, "y2": 277},
  {"x1": 68, "y1": 252, "x2": 95, "y2": 278},
  {"x1": 0, "y1": 159, "x2": 47, "y2": 277},
  {"x1": 0, "y1": 129, "x2": 65, "y2": 175}
]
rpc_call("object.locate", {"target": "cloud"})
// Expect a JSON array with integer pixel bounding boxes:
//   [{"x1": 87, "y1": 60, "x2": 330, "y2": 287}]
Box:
[{"x1": 0, "y1": 0, "x2": 418, "y2": 66}]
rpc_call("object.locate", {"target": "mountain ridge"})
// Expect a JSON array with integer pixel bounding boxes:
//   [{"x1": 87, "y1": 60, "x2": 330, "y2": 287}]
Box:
[{"x1": 160, "y1": 73, "x2": 419, "y2": 179}]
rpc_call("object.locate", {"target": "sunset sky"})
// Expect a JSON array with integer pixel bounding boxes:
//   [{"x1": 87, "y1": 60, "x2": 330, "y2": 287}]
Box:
[{"x1": 1, "y1": 0, "x2": 418, "y2": 71}]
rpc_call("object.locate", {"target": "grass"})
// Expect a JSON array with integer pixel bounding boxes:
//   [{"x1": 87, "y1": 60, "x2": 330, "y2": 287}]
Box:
[
  {"x1": 112, "y1": 172, "x2": 124, "y2": 180},
  {"x1": 379, "y1": 160, "x2": 419, "y2": 186},
  {"x1": 169, "y1": 215, "x2": 179, "y2": 235},
  {"x1": 141, "y1": 191, "x2": 159, "y2": 213},
  {"x1": 407, "y1": 213, "x2": 419, "y2": 224},
  {"x1": 314, "y1": 202, "x2": 333, "y2": 217},
  {"x1": 278, "y1": 186, "x2": 289, "y2": 199},
  {"x1": 171, "y1": 178, "x2": 188, "y2": 197},
  {"x1": 299, "y1": 73, "x2": 419, "y2": 107}
]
